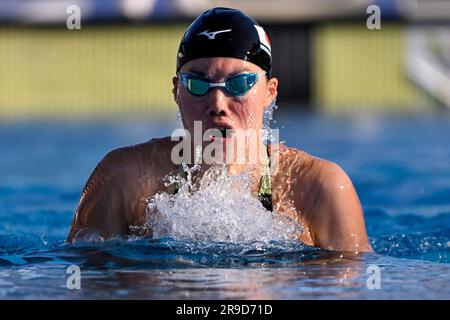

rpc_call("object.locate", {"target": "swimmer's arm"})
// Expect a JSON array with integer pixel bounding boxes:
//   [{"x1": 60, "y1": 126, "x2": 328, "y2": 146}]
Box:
[
  {"x1": 305, "y1": 162, "x2": 373, "y2": 252},
  {"x1": 66, "y1": 151, "x2": 128, "y2": 243}
]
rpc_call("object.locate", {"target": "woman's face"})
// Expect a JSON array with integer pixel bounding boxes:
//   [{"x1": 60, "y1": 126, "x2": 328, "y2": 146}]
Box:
[{"x1": 173, "y1": 57, "x2": 278, "y2": 153}]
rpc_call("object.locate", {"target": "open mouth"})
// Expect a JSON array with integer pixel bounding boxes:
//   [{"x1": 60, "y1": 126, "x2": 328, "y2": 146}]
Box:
[
  {"x1": 208, "y1": 125, "x2": 233, "y2": 141},
  {"x1": 219, "y1": 127, "x2": 228, "y2": 138}
]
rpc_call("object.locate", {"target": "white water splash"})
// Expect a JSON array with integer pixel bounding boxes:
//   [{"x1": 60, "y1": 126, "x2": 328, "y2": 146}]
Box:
[
  {"x1": 140, "y1": 165, "x2": 303, "y2": 243},
  {"x1": 263, "y1": 98, "x2": 278, "y2": 142}
]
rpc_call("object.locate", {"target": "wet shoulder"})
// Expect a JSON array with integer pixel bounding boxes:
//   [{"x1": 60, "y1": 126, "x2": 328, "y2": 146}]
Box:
[
  {"x1": 99, "y1": 136, "x2": 176, "y2": 179},
  {"x1": 276, "y1": 145, "x2": 351, "y2": 197},
  {"x1": 272, "y1": 144, "x2": 345, "y2": 186},
  {"x1": 269, "y1": 144, "x2": 311, "y2": 175}
]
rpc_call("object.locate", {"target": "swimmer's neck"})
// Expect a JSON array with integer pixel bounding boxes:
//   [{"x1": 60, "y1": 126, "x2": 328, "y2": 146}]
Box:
[
  {"x1": 179, "y1": 140, "x2": 271, "y2": 183},
  {"x1": 181, "y1": 139, "x2": 269, "y2": 166}
]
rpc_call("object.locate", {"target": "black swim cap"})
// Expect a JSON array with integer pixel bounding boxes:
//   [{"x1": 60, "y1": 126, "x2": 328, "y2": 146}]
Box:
[{"x1": 176, "y1": 7, "x2": 272, "y2": 77}]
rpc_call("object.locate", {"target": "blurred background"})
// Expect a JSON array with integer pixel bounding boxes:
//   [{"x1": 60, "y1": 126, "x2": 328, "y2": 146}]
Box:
[{"x1": 0, "y1": 0, "x2": 449, "y2": 119}]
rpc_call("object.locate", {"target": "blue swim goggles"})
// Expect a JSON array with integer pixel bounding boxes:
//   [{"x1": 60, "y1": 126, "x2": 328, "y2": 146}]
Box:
[{"x1": 178, "y1": 72, "x2": 265, "y2": 97}]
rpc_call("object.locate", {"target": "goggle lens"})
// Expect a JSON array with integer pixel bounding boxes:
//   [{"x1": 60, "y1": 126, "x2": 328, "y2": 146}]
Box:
[{"x1": 180, "y1": 73, "x2": 261, "y2": 97}]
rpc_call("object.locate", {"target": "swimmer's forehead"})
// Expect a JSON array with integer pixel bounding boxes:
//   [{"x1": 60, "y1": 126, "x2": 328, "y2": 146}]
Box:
[{"x1": 179, "y1": 57, "x2": 262, "y2": 79}]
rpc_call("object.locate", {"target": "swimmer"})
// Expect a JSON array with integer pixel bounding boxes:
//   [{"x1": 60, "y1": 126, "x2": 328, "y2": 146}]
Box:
[{"x1": 67, "y1": 7, "x2": 373, "y2": 252}]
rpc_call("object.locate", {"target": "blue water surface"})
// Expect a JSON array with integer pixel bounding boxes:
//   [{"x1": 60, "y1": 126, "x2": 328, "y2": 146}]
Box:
[{"x1": 1, "y1": 111, "x2": 449, "y2": 299}]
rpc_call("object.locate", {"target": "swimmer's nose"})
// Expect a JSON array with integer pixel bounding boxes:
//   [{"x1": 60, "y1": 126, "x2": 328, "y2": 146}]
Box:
[{"x1": 206, "y1": 88, "x2": 228, "y2": 117}]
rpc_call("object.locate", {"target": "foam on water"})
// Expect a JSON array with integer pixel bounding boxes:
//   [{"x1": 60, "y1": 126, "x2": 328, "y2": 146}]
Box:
[{"x1": 140, "y1": 164, "x2": 303, "y2": 243}]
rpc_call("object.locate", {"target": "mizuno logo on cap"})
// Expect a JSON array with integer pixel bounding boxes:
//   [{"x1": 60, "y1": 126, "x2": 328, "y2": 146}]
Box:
[{"x1": 197, "y1": 29, "x2": 232, "y2": 40}]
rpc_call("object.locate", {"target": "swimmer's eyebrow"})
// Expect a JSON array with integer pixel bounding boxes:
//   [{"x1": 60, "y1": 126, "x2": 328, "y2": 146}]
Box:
[
  {"x1": 184, "y1": 68, "x2": 251, "y2": 78},
  {"x1": 185, "y1": 69, "x2": 207, "y2": 77}
]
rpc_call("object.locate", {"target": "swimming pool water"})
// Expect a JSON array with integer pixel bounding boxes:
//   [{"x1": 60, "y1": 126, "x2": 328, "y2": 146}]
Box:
[{"x1": 1, "y1": 111, "x2": 449, "y2": 299}]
